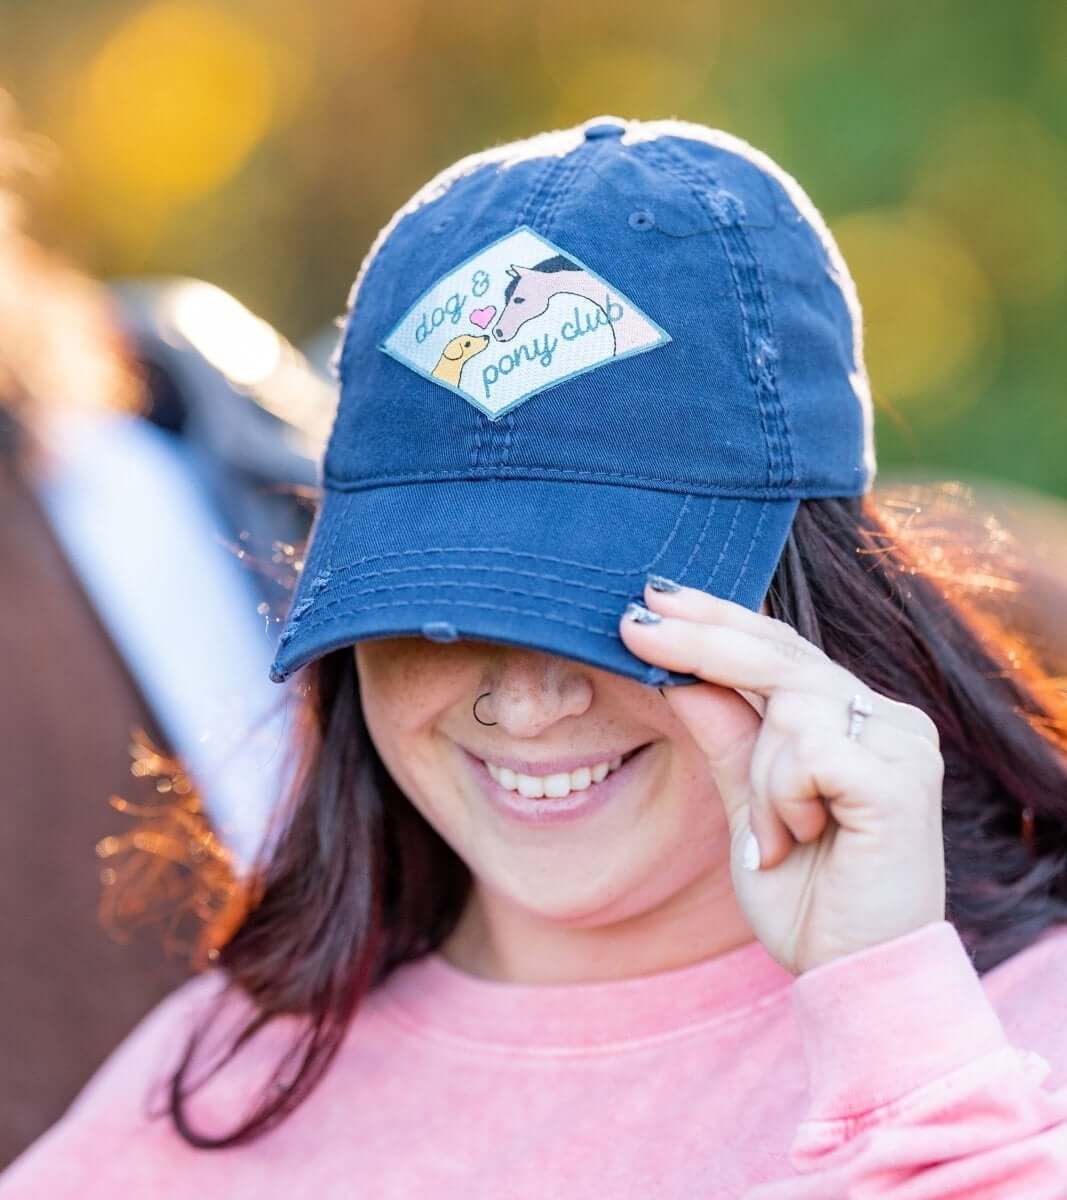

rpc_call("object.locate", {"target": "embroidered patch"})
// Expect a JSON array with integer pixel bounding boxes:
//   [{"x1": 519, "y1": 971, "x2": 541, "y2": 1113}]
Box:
[{"x1": 379, "y1": 225, "x2": 671, "y2": 421}]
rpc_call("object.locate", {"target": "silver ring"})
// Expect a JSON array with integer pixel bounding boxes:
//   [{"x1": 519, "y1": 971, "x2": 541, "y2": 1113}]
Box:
[{"x1": 846, "y1": 692, "x2": 873, "y2": 741}]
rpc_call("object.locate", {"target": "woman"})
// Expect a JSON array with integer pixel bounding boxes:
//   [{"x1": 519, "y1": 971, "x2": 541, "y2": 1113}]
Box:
[{"x1": 5, "y1": 115, "x2": 1067, "y2": 1197}]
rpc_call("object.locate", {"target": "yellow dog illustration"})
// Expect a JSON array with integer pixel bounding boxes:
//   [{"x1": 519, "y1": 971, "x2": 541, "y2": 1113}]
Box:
[{"x1": 431, "y1": 333, "x2": 489, "y2": 388}]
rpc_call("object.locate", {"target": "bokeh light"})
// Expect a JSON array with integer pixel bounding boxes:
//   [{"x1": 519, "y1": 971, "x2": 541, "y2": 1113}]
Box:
[
  {"x1": 912, "y1": 100, "x2": 1067, "y2": 307},
  {"x1": 166, "y1": 281, "x2": 281, "y2": 386},
  {"x1": 834, "y1": 206, "x2": 997, "y2": 420},
  {"x1": 0, "y1": 0, "x2": 1063, "y2": 493},
  {"x1": 69, "y1": 3, "x2": 275, "y2": 215}
]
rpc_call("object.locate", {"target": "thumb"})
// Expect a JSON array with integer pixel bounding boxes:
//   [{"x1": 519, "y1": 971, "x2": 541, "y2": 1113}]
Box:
[{"x1": 663, "y1": 683, "x2": 762, "y2": 831}]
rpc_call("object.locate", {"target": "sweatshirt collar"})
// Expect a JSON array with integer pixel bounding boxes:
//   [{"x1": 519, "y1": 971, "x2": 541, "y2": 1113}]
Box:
[{"x1": 374, "y1": 939, "x2": 794, "y2": 1050}]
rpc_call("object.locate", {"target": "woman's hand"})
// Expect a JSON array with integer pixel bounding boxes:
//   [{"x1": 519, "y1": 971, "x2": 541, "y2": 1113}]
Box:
[{"x1": 618, "y1": 579, "x2": 946, "y2": 977}]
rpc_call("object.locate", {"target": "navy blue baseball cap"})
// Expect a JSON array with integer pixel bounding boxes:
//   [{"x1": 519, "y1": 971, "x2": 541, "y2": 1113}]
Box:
[{"x1": 269, "y1": 115, "x2": 875, "y2": 688}]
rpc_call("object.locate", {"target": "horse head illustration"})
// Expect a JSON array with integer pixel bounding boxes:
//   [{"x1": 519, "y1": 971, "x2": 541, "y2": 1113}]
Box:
[{"x1": 492, "y1": 255, "x2": 582, "y2": 343}]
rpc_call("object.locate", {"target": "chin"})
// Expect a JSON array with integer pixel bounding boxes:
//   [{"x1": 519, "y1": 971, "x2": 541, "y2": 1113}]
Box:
[{"x1": 488, "y1": 858, "x2": 670, "y2": 929}]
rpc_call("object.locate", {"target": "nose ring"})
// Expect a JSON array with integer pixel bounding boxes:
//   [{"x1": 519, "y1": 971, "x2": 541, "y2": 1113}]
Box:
[{"x1": 473, "y1": 691, "x2": 497, "y2": 726}]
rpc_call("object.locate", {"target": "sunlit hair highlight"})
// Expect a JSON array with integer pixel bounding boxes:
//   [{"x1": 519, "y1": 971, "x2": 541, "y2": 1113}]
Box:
[{"x1": 134, "y1": 488, "x2": 1067, "y2": 1149}]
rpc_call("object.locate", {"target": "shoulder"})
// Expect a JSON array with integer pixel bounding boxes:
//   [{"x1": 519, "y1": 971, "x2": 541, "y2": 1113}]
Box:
[
  {"x1": 982, "y1": 921, "x2": 1067, "y2": 1086},
  {"x1": 64, "y1": 967, "x2": 233, "y2": 1123},
  {"x1": 0, "y1": 969, "x2": 234, "y2": 1194},
  {"x1": 25, "y1": 967, "x2": 232, "y2": 1136}
]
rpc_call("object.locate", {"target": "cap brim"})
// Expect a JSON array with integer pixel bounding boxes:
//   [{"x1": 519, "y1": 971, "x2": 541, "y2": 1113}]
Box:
[{"x1": 269, "y1": 480, "x2": 798, "y2": 686}]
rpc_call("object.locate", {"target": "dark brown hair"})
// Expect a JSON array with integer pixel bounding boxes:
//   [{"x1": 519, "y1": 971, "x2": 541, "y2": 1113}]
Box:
[{"x1": 163, "y1": 492, "x2": 1067, "y2": 1149}]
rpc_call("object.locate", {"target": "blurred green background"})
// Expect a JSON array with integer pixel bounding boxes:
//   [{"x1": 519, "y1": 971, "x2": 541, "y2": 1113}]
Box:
[{"x1": 2, "y1": 0, "x2": 1065, "y2": 494}]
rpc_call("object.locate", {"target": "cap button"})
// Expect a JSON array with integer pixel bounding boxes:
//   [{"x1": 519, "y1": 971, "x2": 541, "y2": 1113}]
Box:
[{"x1": 583, "y1": 121, "x2": 626, "y2": 141}]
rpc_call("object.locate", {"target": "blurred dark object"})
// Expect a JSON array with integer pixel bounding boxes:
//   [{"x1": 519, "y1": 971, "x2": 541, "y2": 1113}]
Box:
[
  {"x1": 0, "y1": 97, "x2": 198, "y2": 1168},
  {"x1": 107, "y1": 275, "x2": 336, "y2": 591},
  {"x1": 0, "y1": 95, "x2": 334, "y2": 1168},
  {"x1": 0, "y1": 426, "x2": 193, "y2": 1166},
  {"x1": 0, "y1": 272, "x2": 335, "y2": 1165}
]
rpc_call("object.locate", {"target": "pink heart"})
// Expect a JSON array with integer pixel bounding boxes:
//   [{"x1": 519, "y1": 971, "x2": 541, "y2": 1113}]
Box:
[{"x1": 470, "y1": 305, "x2": 496, "y2": 329}]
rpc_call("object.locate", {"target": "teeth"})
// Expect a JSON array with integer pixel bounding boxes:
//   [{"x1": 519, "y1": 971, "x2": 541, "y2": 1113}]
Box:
[{"x1": 485, "y1": 754, "x2": 630, "y2": 798}]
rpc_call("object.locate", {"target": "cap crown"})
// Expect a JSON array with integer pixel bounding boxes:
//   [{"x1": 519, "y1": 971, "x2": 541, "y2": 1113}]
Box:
[{"x1": 326, "y1": 116, "x2": 874, "y2": 501}]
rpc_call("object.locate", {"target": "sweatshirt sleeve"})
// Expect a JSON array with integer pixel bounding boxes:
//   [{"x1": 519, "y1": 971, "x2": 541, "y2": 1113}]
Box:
[{"x1": 747, "y1": 920, "x2": 1067, "y2": 1199}]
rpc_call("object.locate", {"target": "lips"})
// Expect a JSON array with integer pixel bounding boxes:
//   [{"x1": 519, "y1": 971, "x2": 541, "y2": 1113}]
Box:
[
  {"x1": 470, "y1": 743, "x2": 649, "y2": 779},
  {"x1": 484, "y1": 746, "x2": 646, "y2": 799},
  {"x1": 459, "y1": 743, "x2": 654, "y2": 827}
]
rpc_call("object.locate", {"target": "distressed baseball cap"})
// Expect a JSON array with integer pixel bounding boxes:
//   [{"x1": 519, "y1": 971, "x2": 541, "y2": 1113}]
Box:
[{"x1": 269, "y1": 114, "x2": 874, "y2": 688}]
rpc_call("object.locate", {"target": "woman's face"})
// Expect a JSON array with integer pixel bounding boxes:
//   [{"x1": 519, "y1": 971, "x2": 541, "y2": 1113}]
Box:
[{"x1": 354, "y1": 614, "x2": 766, "y2": 941}]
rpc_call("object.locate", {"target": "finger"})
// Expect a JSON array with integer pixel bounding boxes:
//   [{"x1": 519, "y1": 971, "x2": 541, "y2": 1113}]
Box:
[
  {"x1": 736, "y1": 688, "x2": 768, "y2": 719},
  {"x1": 662, "y1": 682, "x2": 759, "y2": 796},
  {"x1": 660, "y1": 682, "x2": 784, "y2": 837},
  {"x1": 622, "y1": 607, "x2": 938, "y2": 745},
  {"x1": 762, "y1": 689, "x2": 940, "y2": 756},
  {"x1": 747, "y1": 759, "x2": 804, "y2": 870},
  {"x1": 759, "y1": 725, "x2": 933, "y2": 844},
  {"x1": 760, "y1": 740, "x2": 833, "y2": 859},
  {"x1": 620, "y1": 609, "x2": 840, "y2": 699},
  {"x1": 633, "y1": 587, "x2": 940, "y2": 747},
  {"x1": 643, "y1": 580, "x2": 807, "y2": 650}
]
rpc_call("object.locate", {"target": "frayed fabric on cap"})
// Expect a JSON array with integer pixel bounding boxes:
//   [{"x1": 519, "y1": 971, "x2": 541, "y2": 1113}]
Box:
[{"x1": 270, "y1": 114, "x2": 873, "y2": 686}]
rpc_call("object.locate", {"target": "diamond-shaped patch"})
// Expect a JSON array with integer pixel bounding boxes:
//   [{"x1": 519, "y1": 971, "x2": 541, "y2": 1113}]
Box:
[{"x1": 379, "y1": 225, "x2": 671, "y2": 421}]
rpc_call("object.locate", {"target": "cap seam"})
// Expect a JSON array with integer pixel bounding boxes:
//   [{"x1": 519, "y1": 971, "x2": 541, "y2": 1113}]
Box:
[
  {"x1": 727, "y1": 499, "x2": 773, "y2": 600},
  {"x1": 320, "y1": 467, "x2": 852, "y2": 496},
  {"x1": 271, "y1": 518, "x2": 781, "y2": 646},
  {"x1": 314, "y1": 497, "x2": 695, "y2": 584},
  {"x1": 281, "y1": 576, "x2": 641, "y2": 628},
  {"x1": 623, "y1": 120, "x2": 874, "y2": 485},
  {"x1": 474, "y1": 154, "x2": 567, "y2": 473},
  {"x1": 636, "y1": 141, "x2": 796, "y2": 489},
  {"x1": 487, "y1": 145, "x2": 592, "y2": 473},
  {"x1": 704, "y1": 498, "x2": 745, "y2": 591},
  {"x1": 672, "y1": 496, "x2": 720, "y2": 587},
  {"x1": 277, "y1": 593, "x2": 637, "y2": 646},
  {"x1": 304, "y1": 562, "x2": 640, "y2": 598},
  {"x1": 327, "y1": 216, "x2": 409, "y2": 472}
]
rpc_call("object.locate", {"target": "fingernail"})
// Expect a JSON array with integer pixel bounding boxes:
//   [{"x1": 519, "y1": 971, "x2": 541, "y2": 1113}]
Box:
[
  {"x1": 624, "y1": 601, "x2": 662, "y2": 625},
  {"x1": 741, "y1": 827, "x2": 761, "y2": 871},
  {"x1": 646, "y1": 574, "x2": 682, "y2": 593}
]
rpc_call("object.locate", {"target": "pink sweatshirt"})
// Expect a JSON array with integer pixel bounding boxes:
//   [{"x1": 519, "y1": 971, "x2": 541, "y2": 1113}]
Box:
[{"x1": 4, "y1": 919, "x2": 1067, "y2": 1197}]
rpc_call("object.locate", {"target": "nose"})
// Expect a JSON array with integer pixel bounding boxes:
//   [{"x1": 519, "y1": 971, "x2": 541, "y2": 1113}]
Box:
[
  {"x1": 493, "y1": 327, "x2": 504, "y2": 339},
  {"x1": 480, "y1": 651, "x2": 593, "y2": 736}
]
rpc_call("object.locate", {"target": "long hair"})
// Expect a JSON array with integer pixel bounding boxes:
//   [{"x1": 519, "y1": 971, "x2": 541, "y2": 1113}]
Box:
[{"x1": 163, "y1": 491, "x2": 1067, "y2": 1148}]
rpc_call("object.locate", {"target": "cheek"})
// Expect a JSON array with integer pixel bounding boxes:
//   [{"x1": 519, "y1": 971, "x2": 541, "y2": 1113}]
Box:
[
  {"x1": 356, "y1": 640, "x2": 464, "y2": 730},
  {"x1": 354, "y1": 642, "x2": 477, "y2": 832}
]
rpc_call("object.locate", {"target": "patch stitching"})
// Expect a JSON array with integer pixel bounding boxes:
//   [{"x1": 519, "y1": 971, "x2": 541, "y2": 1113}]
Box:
[{"x1": 378, "y1": 224, "x2": 672, "y2": 422}]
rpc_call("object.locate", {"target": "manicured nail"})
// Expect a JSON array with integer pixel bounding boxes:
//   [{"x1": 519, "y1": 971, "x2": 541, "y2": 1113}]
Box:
[
  {"x1": 646, "y1": 574, "x2": 682, "y2": 593},
  {"x1": 741, "y1": 828, "x2": 761, "y2": 871},
  {"x1": 624, "y1": 601, "x2": 662, "y2": 625}
]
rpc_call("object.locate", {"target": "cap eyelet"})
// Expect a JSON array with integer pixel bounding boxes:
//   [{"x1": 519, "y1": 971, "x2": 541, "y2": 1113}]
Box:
[
  {"x1": 431, "y1": 215, "x2": 456, "y2": 234},
  {"x1": 628, "y1": 208, "x2": 655, "y2": 231},
  {"x1": 421, "y1": 620, "x2": 459, "y2": 643}
]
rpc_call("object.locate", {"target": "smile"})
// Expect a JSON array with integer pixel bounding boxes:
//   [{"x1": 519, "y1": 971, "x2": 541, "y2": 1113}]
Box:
[
  {"x1": 459, "y1": 744, "x2": 654, "y2": 827},
  {"x1": 481, "y1": 750, "x2": 640, "y2": 799}
]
